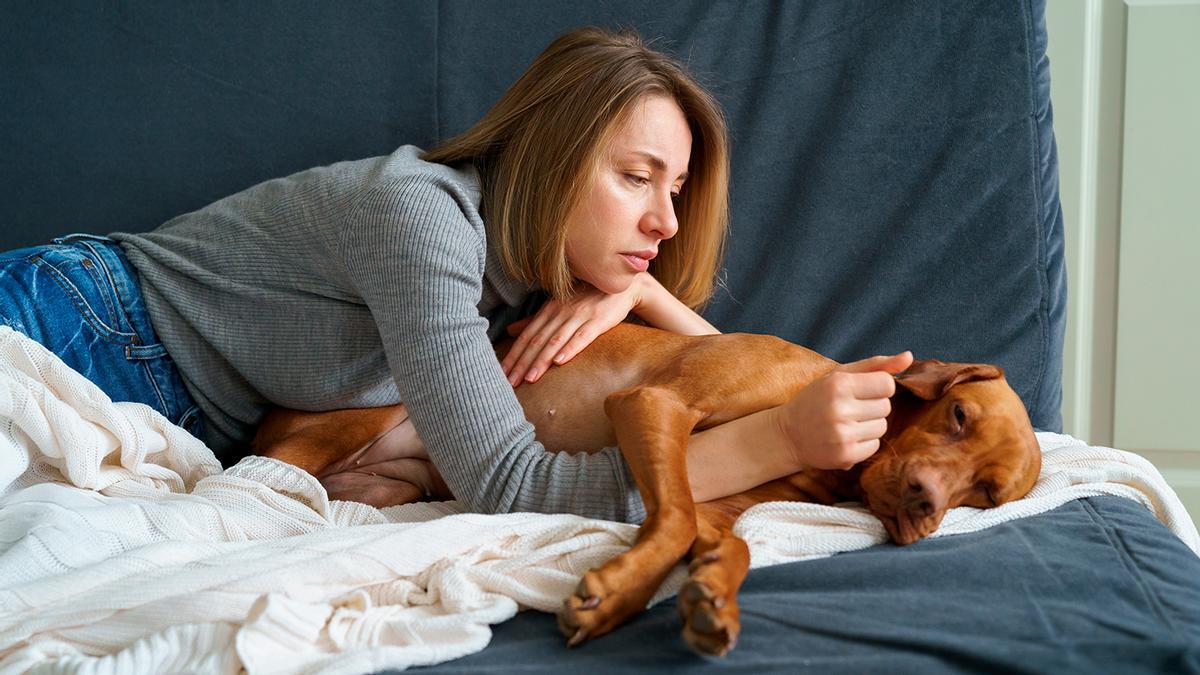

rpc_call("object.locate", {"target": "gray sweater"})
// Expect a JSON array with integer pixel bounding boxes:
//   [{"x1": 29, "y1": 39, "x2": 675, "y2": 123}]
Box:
[{"x1": 112, "y1": 145, "x2": 646, "y2": 523}]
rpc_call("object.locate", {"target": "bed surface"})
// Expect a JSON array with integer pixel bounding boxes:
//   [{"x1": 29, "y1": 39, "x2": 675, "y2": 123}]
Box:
[{"x1": 417, "y1": 496, "x2": 1200, "y2": 674}]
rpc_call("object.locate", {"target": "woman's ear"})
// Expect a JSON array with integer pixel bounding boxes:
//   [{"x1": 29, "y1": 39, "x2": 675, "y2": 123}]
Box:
[{"x1": 894, "y1": 359, "x2": 1004, "y2": 400}]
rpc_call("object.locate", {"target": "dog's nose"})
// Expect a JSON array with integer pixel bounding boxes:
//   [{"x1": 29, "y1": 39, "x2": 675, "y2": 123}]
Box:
[{"x1": 903, "y1": 466, "x2": 946, "y2": 518}]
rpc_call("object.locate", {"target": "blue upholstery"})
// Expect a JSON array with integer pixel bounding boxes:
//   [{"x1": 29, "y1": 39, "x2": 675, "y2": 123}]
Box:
[
  {"x1": 0, "y1": 0, "x2": 1066, "y2": 430},
  {"x1": 419, "y1": 497, "x2": 1200, "y2": 674}
]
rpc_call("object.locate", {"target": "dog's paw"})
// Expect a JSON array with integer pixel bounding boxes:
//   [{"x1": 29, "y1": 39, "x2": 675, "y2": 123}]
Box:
[
  {"x1": 557, "y1": 567, "x2": 648, "y2": 647},
  {"x1": 678, "y1": 557, "x2": 741, "y2": 656},
  {"x1": 678, "y1": 576, "x2": 739, "y2": 656}
]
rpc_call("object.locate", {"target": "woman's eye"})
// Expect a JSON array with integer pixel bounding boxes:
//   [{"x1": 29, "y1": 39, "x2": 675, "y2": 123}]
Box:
[{"x1": 626, "y1": 174, "x2": 650, "y2": 187}]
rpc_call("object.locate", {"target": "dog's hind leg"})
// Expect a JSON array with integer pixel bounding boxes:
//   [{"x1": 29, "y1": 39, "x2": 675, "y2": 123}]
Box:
[{"x1": 679, "y1": 505, "x2": 750, "y2": 656}]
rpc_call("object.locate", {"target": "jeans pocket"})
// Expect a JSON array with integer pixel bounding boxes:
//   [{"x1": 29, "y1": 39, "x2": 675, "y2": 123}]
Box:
[{"x1": 31, "y1": 249, "x2": 137, "y2": 345}]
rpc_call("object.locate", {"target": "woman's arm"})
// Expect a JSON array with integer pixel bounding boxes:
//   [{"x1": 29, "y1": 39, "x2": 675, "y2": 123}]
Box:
[
  {"x1": 685, "y1": 352, "x2": 912, "y2": 502},
  {"x1": 502, "y1": 272, "x2": 716, "y2": 385},
  {"x1": 685, "y1": 406, "x2": 795, "y2": 502},
  {"x1": 628, "y1": 272, "x2": 720, "y2": 336},
  {"x1": 379, "y1": 353, "x2": 908, "y2": 506}
]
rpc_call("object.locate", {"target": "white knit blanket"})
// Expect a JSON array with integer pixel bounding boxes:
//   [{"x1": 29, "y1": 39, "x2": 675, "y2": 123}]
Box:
[{"x1": 1, "y1": 325, "x2": 1197, "y2": 674}]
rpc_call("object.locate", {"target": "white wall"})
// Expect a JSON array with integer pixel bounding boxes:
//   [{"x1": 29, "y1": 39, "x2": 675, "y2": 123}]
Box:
[{"x1": 1046, "y1": 0, "x2": 1200, "y2": 522}]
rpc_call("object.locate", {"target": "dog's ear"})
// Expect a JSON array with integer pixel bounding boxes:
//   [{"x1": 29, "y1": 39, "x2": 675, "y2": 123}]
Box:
[{"x1": 894, "y1": 359, "x2": 1004, "y2": 400}]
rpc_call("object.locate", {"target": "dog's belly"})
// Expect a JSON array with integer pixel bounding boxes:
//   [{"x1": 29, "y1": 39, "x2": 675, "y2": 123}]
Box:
[
  {"x1": 517, "y1": 387, "x2": 617, "y2": 452},
  {"x1": 502, "y1": 323, "x2": 694, "y2": 454},
  {"x1": 510, "y1": 347, "x2": 643, "y2": 453}
]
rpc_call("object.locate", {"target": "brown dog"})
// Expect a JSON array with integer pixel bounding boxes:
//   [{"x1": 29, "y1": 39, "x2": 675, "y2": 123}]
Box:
[{"x1": 254, "y1": 323, "x2": 1041, "y2": 656}]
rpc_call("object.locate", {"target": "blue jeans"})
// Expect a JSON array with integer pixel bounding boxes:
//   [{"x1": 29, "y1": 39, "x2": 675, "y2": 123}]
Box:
[{"x1": 0, "y1": 233, "x2": 203, "y2": 439}]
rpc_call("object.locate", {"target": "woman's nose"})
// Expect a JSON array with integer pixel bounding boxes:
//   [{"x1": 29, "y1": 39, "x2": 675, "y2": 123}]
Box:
[{"x1": 641, "y1": 190, "x2": 679, "y2": 240}]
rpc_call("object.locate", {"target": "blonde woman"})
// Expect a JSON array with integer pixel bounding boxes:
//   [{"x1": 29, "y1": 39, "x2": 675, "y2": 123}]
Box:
[{"x1": 0, "y1": 27, "x2": 910, "y2": 522}]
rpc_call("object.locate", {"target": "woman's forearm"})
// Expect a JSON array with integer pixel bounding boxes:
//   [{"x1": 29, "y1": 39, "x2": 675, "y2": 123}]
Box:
[
  {"x1": 630, "y1": 273, "x2": 796, "y2": 501},
  {"x1": 685, "y1": 406, "x2": 800, "y2": 502},
  {"x1": 631, "y1": 273, "x2": 721, "y2": 336}
]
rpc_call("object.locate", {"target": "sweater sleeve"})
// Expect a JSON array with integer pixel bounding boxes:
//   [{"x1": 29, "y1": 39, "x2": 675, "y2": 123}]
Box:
[{"x1": 337, "y1": 176, "x2": 646, "y2": 523}]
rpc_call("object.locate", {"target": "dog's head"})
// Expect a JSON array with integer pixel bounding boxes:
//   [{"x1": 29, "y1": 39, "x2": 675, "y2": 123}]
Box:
[{"x1": 856, "y1": 359, "x2": 1041, "y2": 545}]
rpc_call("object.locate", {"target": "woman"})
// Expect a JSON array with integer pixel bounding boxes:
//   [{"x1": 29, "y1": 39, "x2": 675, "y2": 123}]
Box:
[{"x1": 0, "y1": 27, "x2": 909, "y2": 523}]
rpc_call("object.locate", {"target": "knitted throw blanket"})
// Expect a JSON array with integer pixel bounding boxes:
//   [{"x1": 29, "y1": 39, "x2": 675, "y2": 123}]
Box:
[{"x1": 1, "y1": 325, "x2": 1197, "y2": 673}]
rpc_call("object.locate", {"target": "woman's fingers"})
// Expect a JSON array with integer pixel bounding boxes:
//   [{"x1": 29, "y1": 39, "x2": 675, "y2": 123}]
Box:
[
  {"x1": 849, "y1": 438, "x2": 882, "y2": 463},
  {"x1": 505, "y1": 326, "x2": 557, "y2": 385},
  {"x1": 505, "y1": 310, "x2": 591, "y2": 386},
  {"x1": 848, "y1": 371, "x2": 897, "y2": 400},
  {"x1": 500, "y1": 281, "x2": 641, "y2": 386},
  {"x1": 549, "y1": 322, "x2": 602, "y2": 367},
  {"x1": 823, "y1": 369, "x2": 894, "y2": 404},
  {"x1": 839, "y1": 351, "x2": 913, "y2": 376},
  {"x1": 852, "y1": 417, "x2": 889, "y2": 443},
  {"x1": 519, "y1": 317, "x2": 588, "y2": 384},
  {"x1": 829, "y1": 351, "x2": 913, "y2": 404},
  {"x1": 845, "y1": 396, "x2": 891, "y2": 423},
  {"x1": 552, "y1": 329, "x2": 592, "y2": 365},
  {"x1": 501, "y1": 304, "x2": 559, "y2": 379}
]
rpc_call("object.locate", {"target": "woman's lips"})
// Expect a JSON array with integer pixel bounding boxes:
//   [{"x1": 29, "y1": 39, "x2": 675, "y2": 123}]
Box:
[{"x1": 620, "y1": 253, "x2": 650, "y2": 272}]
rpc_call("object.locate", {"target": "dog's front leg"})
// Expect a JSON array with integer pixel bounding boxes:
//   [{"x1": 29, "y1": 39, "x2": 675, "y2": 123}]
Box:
[{"x1": 557, "y1": 385, "x2": 702, "y2": 646}]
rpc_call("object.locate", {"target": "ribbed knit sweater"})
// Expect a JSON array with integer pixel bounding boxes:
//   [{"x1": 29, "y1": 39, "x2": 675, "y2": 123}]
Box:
[{"x1": 111, "y1": 145, "x2": 645, "y2": 523}]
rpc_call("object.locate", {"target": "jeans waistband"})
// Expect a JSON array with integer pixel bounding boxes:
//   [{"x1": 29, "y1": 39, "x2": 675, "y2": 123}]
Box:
[{"x1": 51, "y1": 233, "x2": 165, "y2": 359}]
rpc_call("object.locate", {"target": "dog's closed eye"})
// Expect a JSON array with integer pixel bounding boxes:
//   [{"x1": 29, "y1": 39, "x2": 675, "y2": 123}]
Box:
[{"x1": 950, "y1": 401, "x2": 968, "y2": 435}]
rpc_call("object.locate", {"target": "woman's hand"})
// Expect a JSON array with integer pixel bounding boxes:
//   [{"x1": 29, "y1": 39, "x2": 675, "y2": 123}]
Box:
[
  {"x1": 775, "y1": 351, "x2": 914, "y2": 470},
  {"x1": 501, "y1": 277, "x2": 646, "y2": 386}
]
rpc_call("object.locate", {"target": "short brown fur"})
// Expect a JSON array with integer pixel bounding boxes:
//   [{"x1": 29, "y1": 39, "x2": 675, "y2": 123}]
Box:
[{"x1": 254, "y1": 323, "x2": 1041, "y2": 656}]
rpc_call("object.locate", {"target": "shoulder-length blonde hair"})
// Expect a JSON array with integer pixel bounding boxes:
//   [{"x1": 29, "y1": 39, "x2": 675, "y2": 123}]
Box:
[{"x1": 422, "y1": 26, "x2": 729, "y2": 309}]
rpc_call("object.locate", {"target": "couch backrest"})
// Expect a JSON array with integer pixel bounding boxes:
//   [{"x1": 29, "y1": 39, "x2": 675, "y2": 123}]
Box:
[{"x1": 0, "y1": 0, "x2": 1066, "y2": 431}]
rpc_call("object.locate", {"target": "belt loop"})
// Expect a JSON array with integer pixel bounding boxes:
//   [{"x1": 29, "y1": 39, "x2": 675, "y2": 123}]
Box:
[{"x1": 126, "y1": 343, "x2": 169, "y2": 360}]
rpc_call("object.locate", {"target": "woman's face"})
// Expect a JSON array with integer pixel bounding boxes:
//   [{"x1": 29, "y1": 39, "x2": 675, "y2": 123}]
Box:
[{"x1": 564, "y1": 94, "x2": 692, "y2": 295}]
